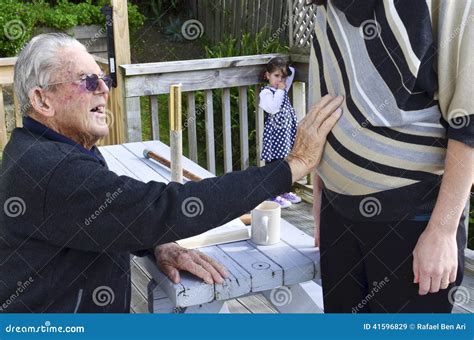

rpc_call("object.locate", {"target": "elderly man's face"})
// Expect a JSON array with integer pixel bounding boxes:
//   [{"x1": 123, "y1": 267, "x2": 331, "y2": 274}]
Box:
[{"x1": 44, "y1": 47, "x2": 110, "y2": 146}]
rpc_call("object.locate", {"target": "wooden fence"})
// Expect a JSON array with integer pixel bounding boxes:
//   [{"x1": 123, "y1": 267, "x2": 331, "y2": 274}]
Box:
[
  {"x1": 184, "y1": 0, "x2": 318, "y2": 49},
  {"x1": 185, "y1": 0, "x2": 289, "y2": 45},
  {"x1": 288, "y1": 0, "x2": 318, "y2": 48}
]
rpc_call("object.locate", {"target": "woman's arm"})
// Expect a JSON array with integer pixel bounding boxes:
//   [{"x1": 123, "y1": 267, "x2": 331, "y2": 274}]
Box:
[{"x1": 413, "y1": 139, "x2": 473, "y2": 294}]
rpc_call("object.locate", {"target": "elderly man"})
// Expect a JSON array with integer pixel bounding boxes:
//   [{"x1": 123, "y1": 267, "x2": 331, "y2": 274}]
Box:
[{"x1": 0, "y1": 33, "x2": 343, "y2": 312}]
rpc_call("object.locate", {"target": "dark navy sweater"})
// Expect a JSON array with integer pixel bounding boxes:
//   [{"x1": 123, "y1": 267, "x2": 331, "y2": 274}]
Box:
[{"x1": 0, "y1": 117, "x2": 292, "y2": 312}]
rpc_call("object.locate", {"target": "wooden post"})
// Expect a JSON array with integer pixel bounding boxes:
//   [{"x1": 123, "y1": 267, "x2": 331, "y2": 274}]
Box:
[
  {"x1": 110, "y1": 0, "x2": 130, "y2": 144},
  {"x1": 292, "y1": 81, "x2": 306, "y2": 122},
  {"x1": 0, "y1": 86, "x2": 7, "y2": 150},
  {"x1": 169, "y1": 84, "x2": 183, "y2": 183},
  {"x1": 288, "y1": 0, "x2": 294, "y2": 48},
  {"x1": 255, "y1": 85, "x2": 264, "y2": 167}
]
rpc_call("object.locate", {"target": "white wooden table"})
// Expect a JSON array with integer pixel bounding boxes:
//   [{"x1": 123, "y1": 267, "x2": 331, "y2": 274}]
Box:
[{"x1": 100, "y1": 141, "x2": 324, "y2": 313}]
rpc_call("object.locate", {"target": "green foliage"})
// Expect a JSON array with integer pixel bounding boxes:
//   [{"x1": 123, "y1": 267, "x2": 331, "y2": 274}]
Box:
[
  {"x1": 205, "y1": 30, "x2": 289, "y2": 58},
  {"x1": 148, "y1": 0, "x2": 181, "y2": 18},
  {"x1": 0, "y1": 0, "x2": 145, "y2": 57},
  {"x1": 0, "y1": 0, "x2": 37, "y2": 56},
  {"x1": 163, "y1": 16, "x2": 184, "y2": 42}
]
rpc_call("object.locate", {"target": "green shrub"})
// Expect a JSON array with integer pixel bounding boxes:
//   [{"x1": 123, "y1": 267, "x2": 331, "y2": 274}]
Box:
[
  {"x1": 0, "y1": 0, "x2": 145, "y2": 57},
  {"x1": 0, "y1": 0, "x2": 37, "y2": 56}
]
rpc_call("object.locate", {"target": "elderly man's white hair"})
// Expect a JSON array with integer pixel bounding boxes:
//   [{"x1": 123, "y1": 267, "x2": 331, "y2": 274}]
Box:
[{"x1": 14, "y1": 33, "x2": 87, "y2": 116}]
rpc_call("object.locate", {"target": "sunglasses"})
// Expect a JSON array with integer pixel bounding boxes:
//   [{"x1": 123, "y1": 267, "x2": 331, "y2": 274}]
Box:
[{"x1": 41, "y1": 74, "x2": 113, "y2": 92}]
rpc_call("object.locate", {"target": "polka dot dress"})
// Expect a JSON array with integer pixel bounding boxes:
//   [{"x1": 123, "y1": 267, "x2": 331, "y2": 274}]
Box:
[{"x1": 261, "y1": 86, "x2": 298, "y2": 162}]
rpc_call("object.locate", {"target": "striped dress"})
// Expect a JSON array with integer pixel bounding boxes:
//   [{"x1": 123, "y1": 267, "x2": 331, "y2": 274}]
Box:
[{"x1": 309, "y1": 0, "x2": 473, "y2": 220}]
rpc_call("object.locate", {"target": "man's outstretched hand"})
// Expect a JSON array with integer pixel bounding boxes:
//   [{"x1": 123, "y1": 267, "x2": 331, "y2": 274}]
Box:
[
  {"x1": 154, "y1": 243, "x2": 229, "y2": 284},
  {"x1": 286, "y1": 95, "x2": 344, "y2": 182}
]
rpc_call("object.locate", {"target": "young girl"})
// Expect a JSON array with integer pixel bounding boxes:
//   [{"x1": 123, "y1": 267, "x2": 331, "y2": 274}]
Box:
[{"x1": 259, "y1": 57, "x2": 301, "y2": 208}]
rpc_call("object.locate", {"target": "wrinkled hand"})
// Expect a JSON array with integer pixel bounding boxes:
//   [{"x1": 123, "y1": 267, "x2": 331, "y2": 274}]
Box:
[
  {"x1": 412, "y1": 226, "x2": 458, "y2": 295},
  {"x1": 154, "y1": 243, "x2": 228, "y2": 284},
  {"x1": 286, "y1": 95, "x2": 344, "y2": 182}
]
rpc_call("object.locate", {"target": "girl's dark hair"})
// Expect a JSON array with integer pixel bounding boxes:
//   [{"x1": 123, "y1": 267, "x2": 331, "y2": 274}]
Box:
[{"x1": 265, "y1": 57, "x2": 290, "y2": 77}]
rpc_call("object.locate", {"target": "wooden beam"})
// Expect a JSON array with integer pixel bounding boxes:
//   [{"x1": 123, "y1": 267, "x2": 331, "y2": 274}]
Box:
[
  {"x1": 111, "y1": 0, "x2": 131, "y2": 143},
  {"x1": 0, "y1": 86, "x2": 8, "y2": 149},
  {"x1": 120, "y1": 54, "x2": 290, "y2": 76}
]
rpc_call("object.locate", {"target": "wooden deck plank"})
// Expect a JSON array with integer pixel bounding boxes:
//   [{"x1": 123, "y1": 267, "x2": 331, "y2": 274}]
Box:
[
  {"x1": 100, "y1": 147, "x2": 140, "y2": 180},
  {"x1": 130, "y1": 257, "x2": 152, "y2": 296},
  {"x1": 102, "y1": 144, "x2": 168, "y2": 183},
  {"x1": 237, "y1": 294, "x2": 277, "y2": 313},
  {"x1": 226, "y1": 299, "x2": 252, "y2": 313},
  {"x1": 130, "y1": 282, "x2": 149, "y2": 313}
]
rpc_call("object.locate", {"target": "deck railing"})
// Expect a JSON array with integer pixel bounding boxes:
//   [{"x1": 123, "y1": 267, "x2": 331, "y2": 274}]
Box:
[{"x1": 120, "y1": 53, "x2": 309, "y2": 174}]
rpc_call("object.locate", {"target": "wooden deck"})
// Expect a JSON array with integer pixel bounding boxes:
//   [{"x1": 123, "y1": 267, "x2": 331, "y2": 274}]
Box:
[{"x1": 130, "y1": 200, "x2": 474, "y2": 314}]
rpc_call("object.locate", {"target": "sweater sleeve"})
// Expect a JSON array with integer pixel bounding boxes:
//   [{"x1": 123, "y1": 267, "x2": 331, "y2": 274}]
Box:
[
  {"x1": 39, "y1": 154, "x2": 292, "y2": 253},
  {"x1": 259, "y1": 88, "x2": 286, "y2": 114},
  {"x1": 435, "y1": 0, "x2": 474, "y2": 147}
]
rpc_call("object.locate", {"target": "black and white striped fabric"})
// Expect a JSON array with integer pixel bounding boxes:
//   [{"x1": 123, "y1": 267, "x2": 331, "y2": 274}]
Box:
[{"x1": 309, "y1": 0, "x2": 473, "y2": 201}]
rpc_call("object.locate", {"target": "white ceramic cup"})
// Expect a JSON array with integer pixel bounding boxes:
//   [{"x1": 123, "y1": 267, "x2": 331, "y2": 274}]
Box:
[{"x1": 251, "y1": 201, "x2": 281, "y2": 245}]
